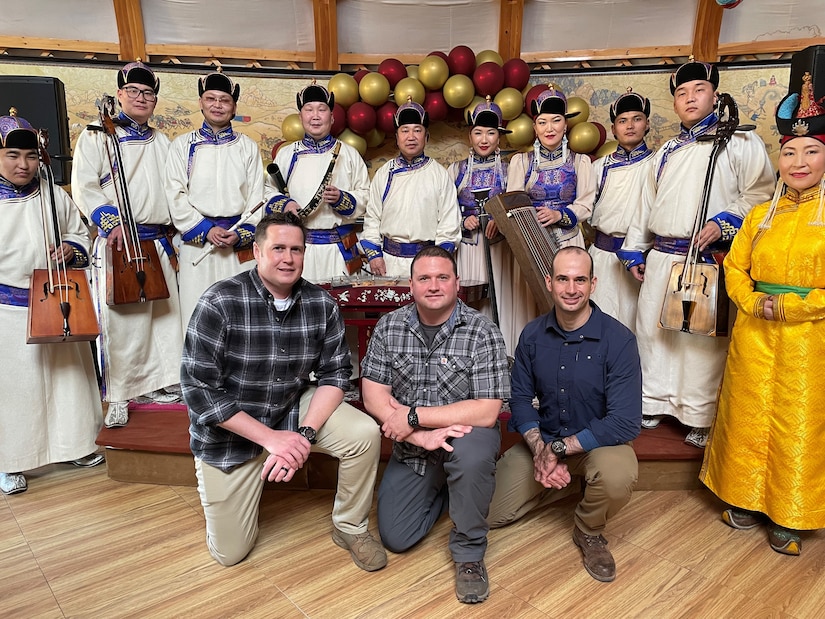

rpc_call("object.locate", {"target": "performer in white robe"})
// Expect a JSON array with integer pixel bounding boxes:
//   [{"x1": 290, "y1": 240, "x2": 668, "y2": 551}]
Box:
[
  {"x1": 505, "y1": 86, "x2": 596, "y2": 352},
  {"x1": 167, "y1": 72, "x2": 265, "y2": 333},
  {"x1": 618, "y1": 60, "x2": 774, "y2": 447},
  {"x1": 71, "y1": 61, "x2": 183, "y2": 428},
  {"x1": 589, "y1": 88, "x2": 654, "y2": 331},
  {"x1": 447, "y1": 99, "x2": 509, "y2": 328},
  {"x1": 362, "y1": 100, "x2": 461, "y2": 278},
  {"x1": 265, "y1": 82, "x2": 369, "y2": 282},
  {"x1": 0, "y1": 113, "x2": 103, "y2": 495}
]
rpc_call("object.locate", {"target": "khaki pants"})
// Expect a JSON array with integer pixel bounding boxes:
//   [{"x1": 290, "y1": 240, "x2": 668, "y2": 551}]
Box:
[
  {"x1": 487, "y1": 442, "x2": 638, "y2": 535},
  {"x1": 195, "y1": 387, "x2": 381, "y2": 566}
]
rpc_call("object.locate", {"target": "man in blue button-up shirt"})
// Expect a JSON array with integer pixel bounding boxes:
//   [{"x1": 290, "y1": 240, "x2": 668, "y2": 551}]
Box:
[{"x1": 487, "y1": 247, "x2": 641, "y2": 583}]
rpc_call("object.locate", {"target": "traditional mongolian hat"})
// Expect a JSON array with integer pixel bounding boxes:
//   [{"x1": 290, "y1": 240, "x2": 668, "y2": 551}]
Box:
[
  {"x1": 776, "y1": 45, "x2": 825, "y2": 144},
  {"x1": 117, "y1": 61, "x2": 160, "y2": 94},
  {"x1": 670, "y1": 57, "x2": 719, "y2": 95},
  {"x1": 198, "y1": 71, "x2": 240, "y2": 102},
  {"x1": 530, "y1": 85, "x2": 579, "y2": 119},
  {"x1": 394, "y1": 98, "x2": 429, "y2": 129},
  {"x1": 609, "y1": 87, "x2": 651, "y2": 122},
  {"x1": 0, "y1": 109, "x2": 38, "y2": 150},
  {"x1": 467, "y1": 97, "x2": 511, "y2": 134},
  {"x1": 297, "y1": 81, "x2": 334, "y2": 109}
]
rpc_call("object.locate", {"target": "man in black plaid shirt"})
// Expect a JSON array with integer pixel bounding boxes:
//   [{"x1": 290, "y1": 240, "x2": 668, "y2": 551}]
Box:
[
  {"x1": 361, "y1": 246, "x2": 510, "y2": 604},
  {"x1": 182, "y1": 212, "x2": 386, "y2": 572}
]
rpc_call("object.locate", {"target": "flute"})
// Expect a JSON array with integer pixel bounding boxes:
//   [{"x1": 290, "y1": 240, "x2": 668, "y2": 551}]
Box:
[{"x1": 192, "y1": 200, "x2": 266, "y2": 266}]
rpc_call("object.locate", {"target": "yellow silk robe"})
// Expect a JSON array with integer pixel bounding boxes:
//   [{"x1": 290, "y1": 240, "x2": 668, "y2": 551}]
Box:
[{"x1": 701, "y1": 186, "x2": 825, "y2": 530}]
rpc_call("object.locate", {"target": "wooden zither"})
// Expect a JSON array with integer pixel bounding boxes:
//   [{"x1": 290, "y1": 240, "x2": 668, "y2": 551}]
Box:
[{"x1": 484, "y1": 191, "x2": 560, "y2": 314}]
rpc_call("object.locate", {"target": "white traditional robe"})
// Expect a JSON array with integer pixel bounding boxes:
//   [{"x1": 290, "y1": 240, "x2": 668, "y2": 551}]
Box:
[
  {"x1": 588, "y1": 143, "x2": 654, "y2": 331},
  {"x1": 447, "y1": 154, "x2": 508, "y2": 328},
  {"x1": 166, "y1": 123, "x2": 265, "y2": 332},
  {"x1": 265, "y1": 136, "x2": 369, "y2": 282},
  {"x1": 503, "y1": 147, "x2": 595, "y2": 353},
  {"x1": 362, "y1": 155, "x2": 461, "y2": 278},
  {"x1": 0, "y1": 179, "x2": 101, "y2": 472},
  {"x1": 621, "y1": 116, "x2": 774, "y2": 428},
  {"x1": 72, "y1": 115, "x2": 183, "y2": 402}
]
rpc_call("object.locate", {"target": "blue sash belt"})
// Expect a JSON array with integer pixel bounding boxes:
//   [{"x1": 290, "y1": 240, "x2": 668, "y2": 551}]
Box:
[
  {"x1": 0, "y1": 283, "x2": 29, "y2": 307},
  {"x1": 306, "y1": 224, "x2": 355, "y2": 245},
  {"x1": 382, "y1": 238, "x2": 434, "y2": 258},
  {"x1": 594, "y1": 231, "x2": 625, "y2": 253}
]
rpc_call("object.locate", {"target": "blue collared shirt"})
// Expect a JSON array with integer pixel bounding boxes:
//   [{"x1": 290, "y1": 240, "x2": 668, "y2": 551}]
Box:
[{"x1": 509, "y1": 302, "x2": 641, "y2": 451}]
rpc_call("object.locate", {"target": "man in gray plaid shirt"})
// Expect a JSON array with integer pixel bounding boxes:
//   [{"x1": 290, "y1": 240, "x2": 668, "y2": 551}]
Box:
[
  {"x1": 182, "y1": 212, "x2": 386, "y2": 572},
  {"x1": 361, "y1": 246, "x2": 510, "y2": 604}
]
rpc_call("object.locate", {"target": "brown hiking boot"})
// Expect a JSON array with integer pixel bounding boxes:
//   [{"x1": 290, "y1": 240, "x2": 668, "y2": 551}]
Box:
[
  {"x1": 455, "y1": 560, "x2": 489, "y2": 603},
  {"x1": 331, "y1": 528, "x2": 387, "y2": 572},
  {"x1": 573, "y1": 526, "x2": 616, "y2": 582}
]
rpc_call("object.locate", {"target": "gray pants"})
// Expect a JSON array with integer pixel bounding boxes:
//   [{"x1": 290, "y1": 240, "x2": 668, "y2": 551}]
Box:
[{"x1": 377, "y1": 425, "x2": 500, "y2": 562}]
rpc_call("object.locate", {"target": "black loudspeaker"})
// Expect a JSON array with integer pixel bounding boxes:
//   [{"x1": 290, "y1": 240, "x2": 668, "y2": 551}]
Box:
[{"x1": 0, "y1": 76, "x2": 71, "y2": 185}]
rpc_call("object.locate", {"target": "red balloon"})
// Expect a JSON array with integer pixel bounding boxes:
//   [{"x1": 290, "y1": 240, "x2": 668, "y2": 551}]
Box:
[
  {"x1": 448, "y1": 45, "x2": 476, "y2": 76},
  {"x1": 347, "y1": 101, "x2": 377, "y2": 135},
  {"x1": 424, "y1": 90, "x2": 448, "y2": 123},
  {"x1": 375, "y1": 101, "x2": 399, "y2": 134},
  {"x1": 331, "y1": 103, "x2": 347, "y2": 136},
  {"x1": 473, "y1": 62, "x2": 505, "y2": 97},
  {"x1": 447, "y1": 105, "x2": 466, "y2": 122},
  {"x1": 503, "y1": 58, "x2": 531, "y2": 91},
  {"x1": 428, "y1": 50, "x2": 449, "y2": 63},
  {"x1": 271, "y1": 139, "x2": 288, "y2": 160},
  {"x1": 592, "y1": 122, "x2": 607, "y2": 151},
  {"x1": 378, "y1": 58, "x2": 407, "y2": 88},
  {"x1": 524, "y1": 83, "x2": 550, "y2": 119},
  {"x1": 353, "y1": 69, "x2": 370, "y2": 85}
]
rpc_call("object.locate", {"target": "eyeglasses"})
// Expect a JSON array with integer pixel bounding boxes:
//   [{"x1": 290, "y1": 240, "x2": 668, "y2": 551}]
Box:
[
  {"x1": 203, "y1": 95, "x2": 234, "y2": 106},
  {"x1": 121, "y1": 86, "x2": 157, "y2": 102}
]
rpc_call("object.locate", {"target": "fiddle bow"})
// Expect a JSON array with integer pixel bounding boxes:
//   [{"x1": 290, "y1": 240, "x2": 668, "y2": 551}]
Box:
[
  {"x1": 95, "y1": 95, "x2": 169, "y2": 305},
  {"x1": 659, "y1": 93, "x2": 752, "y2": 337},
  {"x1": 26, "y1": 127, "x2": 99, "y2": 343}
]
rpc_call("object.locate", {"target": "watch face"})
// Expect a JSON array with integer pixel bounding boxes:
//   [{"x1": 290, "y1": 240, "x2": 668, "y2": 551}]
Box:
[{"x1": 551, "y1": 440, "x2": 565, "y2": 455}]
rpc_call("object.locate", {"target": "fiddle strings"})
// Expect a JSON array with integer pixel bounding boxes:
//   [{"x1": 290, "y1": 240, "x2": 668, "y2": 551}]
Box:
[
  {"x1": 508, "y1": 206, "x2": 560, "y2": 277},
  {"x1": 37, "y1": 142, "x2": 70, "y2": 305},
  {"x1": 103, "y1": 127, "x2": 144, "y2": 264}
]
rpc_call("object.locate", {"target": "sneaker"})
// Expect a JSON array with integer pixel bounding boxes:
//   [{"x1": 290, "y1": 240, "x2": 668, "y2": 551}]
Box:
[
  {"x1": 69, "y1": 453, "x2": 105, "y2": 468},
  {"x1": 684, "y1": 427, "x2": 710, "y2": 449},
  {"x1": 641, "y1": 415, "x2": 662, "y2": 430},
  {"x1": 331, "y1": 528, "x2": 387, "y2": 572},
  {"x1": 0, "y1": 472, "x2": 27, "y2": 495},
  {"x1": 573, "y1": 526, "x2": 616, "y2": 582},
  {"x1": 768, "y1": 525, "x2": 801, "y2": 556},
  {"x1": 104, "y1": 401, "x2": 129, "y2": 428},
  {"x1": 455, "y1": 560, "x2": 489, "y2": 604},
  {"x1": 721, "y1": 507, "x2": 762, "y2": 530}
]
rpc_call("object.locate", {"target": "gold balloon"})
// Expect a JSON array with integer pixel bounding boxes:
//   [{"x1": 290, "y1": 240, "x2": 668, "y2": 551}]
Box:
[
  {"x1": 359, "y1": 72, "x2": 391, "y2": 106},
  {"x1": 463, "y1": 96, "x2": 486, "y2": 124},
  {"x1": 568, "y1": 122, "x2": 600, "y2": 154},
  {"x1": 494, "y1": 87, "x2": 524, "y2": 121},
  {"x1": 365, "y1": 128, "x2": 386, "y2": 148},
  {"x1": 505, "y1": 114, "x2": 535, "y2": 148},
  {"x1": 418, "y1": 55, "x2": 450, "y2": 90},
  {"x1": 476, "y1": 49, "x2": 504, "y2": 66},
  {"x1": 406, "y1": 65, "x2": 419, "y2": 81},
  {"x1": 594, "y1": 140, "x2": 619, "y2": 159},
  {"x1": 328, "y1": 73, "x2": 359, "y2": 108},
  {"x1": 443, "y1": 74, "x2": 475, "y2": 109},
  {"x1": 393, "y1": 77, "x2": 426, "y2": 106},
  {"x1": 338, "y1": 128, "x2": 367, "y2": 156},
  {"x1": 565, "y1": 96, "x2": 590, "y2": 127},
  {"x1": 281, "y1": 114, "x2": 304, "y2": 142}
]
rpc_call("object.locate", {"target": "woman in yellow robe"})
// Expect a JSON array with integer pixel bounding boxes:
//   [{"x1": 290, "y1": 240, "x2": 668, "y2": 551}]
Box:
[{"x1": 701, "y1": 109, "x2": 825, "y2": 555}]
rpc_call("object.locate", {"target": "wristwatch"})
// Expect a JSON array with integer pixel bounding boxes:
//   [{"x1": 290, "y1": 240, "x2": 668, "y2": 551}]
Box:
[
  {"x1": 550, "y1": 439, "x2": 567, "y2": 459},
  {"x1": 407, "y1": 406, "x2": 420, "y2": 429},
  {"x1": 297, "y1": 426, "x2": 317, "y2": 445}
]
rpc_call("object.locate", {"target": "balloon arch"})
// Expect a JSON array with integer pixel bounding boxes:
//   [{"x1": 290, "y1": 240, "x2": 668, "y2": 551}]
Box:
[{"x1": 277, "y1": 45, "x2": 616, "y2": 161}]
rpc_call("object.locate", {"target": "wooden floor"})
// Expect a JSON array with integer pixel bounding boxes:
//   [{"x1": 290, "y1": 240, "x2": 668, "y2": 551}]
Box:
[{"x1": 2, "y1": 460, "x2": 823, "y2": 618}]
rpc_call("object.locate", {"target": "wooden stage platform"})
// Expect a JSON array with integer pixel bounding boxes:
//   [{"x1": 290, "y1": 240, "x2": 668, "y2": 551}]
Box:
[{"x1": 96, "y1": 403, "x2": 703, "y2": 491}]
